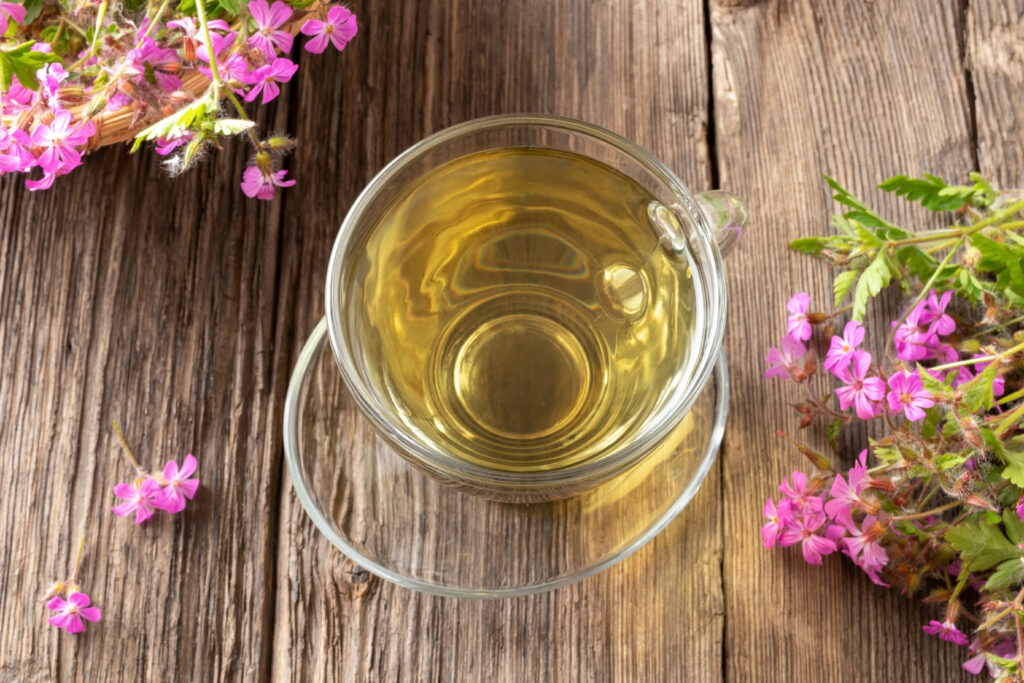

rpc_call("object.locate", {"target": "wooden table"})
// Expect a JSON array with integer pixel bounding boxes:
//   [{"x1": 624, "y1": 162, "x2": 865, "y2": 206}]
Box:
[{"x1": 2, "y1": 1, "x2": 1021, "y2": 680}]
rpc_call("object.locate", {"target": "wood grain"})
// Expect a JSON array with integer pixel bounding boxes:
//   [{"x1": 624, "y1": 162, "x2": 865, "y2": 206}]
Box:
[
  {"x1": 269, "y1": 0, "x2": 722, "y2": 681},
  {"x1": 711, "y1": 1, "x2": 975, "y2": 681},
  {"x1": 968, "y1": 0, "x2": 1024, "y2": 186},
  {"x1": 0, "y1": 102, "x2": 291, "y2": 680}
]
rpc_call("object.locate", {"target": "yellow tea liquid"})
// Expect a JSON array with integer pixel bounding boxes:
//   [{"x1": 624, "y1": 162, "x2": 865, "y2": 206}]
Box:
[{"x1": 344, "y1": 148, "x2": 696, "y2": 472}]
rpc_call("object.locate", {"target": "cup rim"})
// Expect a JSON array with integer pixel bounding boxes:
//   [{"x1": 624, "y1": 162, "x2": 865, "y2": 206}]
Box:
[{"x1": 325, "y1": 113, "x2": 727, "y2": 489}]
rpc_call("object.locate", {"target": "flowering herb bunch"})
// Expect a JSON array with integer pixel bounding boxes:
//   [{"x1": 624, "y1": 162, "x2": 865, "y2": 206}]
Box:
[
  {"x1": 0, "y1": 0, "x2": 356, "y2": 198},
  {"x1": 762, "y1": 173, "x2": 1024, "y2": 680}
]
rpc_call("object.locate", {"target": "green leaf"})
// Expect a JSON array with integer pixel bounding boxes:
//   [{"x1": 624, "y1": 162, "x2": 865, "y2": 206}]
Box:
[
  {"x1": 1001, "y1": 450, "x2": 1024, "y2": 488},
  {"x1": 789, "y1": 237, "x2": 825, "y2": 255},
  {"x1": 1004, "y1": 509, "x2": 1024, "y2": 545},
  {"x1": 946, "y1": 521, "x2": 1020, "y2": 572},
  {"x1": 823, "y1": 175, "x2": 897, "y2": 230},
  {"x1": 219, "y1": 0, "x2": 241, "y2": 14},
  {"x1": 211, "y1": 118, "x2": 255, "y2": 136},
  {"x1": 22, "y1": 0, "x2": 45, "y2": 23},
  {"x1": 935, "y1": 452, "x2": 970, "y2": 471},
  {"x1": 851, "y1": 251, "x2": 892, "y2": 321},
  {"x1": 984, "y1": 557, "x2": 1024, "y2": 592},
  {"x1": 919, "y1": 406, "x2": 941, "y2": 438},
  {"x1": 894, "y1": 245, "x2": 938, "y2": 282},
  {"x1": 131, "y1": 97, "x2": 217, "y2": 152},
  {"x1": 968, "y1": 172, "x2": 998, "y2": 208},
  {"x1": 0, "y1": 45, "x2": 60, "y2": 91},
  {"x1": 826, "y1": 419, "x2": 841, "y2": 454},
  {"x1": 879, "y1": 174, "x2": 976, "y2": 212},
  {"x1": 832, "y1": 269, "x2": 859, "y2": 308}
]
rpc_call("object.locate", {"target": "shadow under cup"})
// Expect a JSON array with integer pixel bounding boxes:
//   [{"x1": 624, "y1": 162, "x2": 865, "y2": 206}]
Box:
[{"x1": 325, "y1": 115, "x2": 731, "y2": 501}]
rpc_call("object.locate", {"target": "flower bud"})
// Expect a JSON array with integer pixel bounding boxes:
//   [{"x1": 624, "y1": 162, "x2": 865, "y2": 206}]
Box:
[
  {"x1": 962, "y1": 246, "x2": 981, "y2": 269},
  {"x1": 965, "y1": 494, "x2": 998, "y2": 511},
  {"x1": 264, "y1": 136, "x2": 296, "y2": 153},
  {"x1": 808, "y1": 312, "x2": 827, "y2": 324},
  {"x1": 39, "y1": 580, "x2": 66, "y2": 603}
]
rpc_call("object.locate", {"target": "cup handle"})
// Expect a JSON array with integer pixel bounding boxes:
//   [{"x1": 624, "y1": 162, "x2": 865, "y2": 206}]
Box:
[{"x1": 695, "y1": 191, "x2": 747, "y2": 258}]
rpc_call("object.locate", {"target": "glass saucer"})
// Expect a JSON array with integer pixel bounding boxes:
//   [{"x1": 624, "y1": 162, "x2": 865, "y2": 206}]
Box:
[{"x1": 283, "y1": 318, "x2": 729, "y2": 597}]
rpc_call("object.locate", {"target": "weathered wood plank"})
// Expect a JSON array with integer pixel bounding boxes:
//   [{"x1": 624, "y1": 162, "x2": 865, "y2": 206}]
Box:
[
  {"x1": 711, "y1": 1, "x2": 975, "y2": 681},
  {"x1": 0, "y1": 100, "x2": 290, "y2": 680},
  {"x1": 968, "y1": 0, "x2": 1024, "y2": 186},
  {"x1": 270, "y1": 0, "x2": 721, "y2": 681}
]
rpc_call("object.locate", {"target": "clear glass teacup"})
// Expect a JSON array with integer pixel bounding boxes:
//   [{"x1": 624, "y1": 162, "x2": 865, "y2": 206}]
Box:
[{"x1": 326, "y1": 114, "x2": 744, "y2": 501}]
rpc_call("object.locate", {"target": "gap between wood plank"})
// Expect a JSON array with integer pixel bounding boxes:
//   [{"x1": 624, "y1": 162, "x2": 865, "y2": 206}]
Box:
[{"x1": 957, "y1": 0, "x2": 981, "y2": 172}]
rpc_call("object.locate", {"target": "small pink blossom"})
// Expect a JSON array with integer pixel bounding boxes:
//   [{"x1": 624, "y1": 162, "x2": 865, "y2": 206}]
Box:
[
  {"x1": 301, "y1": 6, "x2": 358, "y2": 54},
  {"x1": 111, "y1": 477, "x2": 165, "y2": 524},
  {"x1": 824, "y1": 320, "x2": 864, "y2": 373},
  {"x1": 240, "y1": 164, "x2": 296, "y2": 200},
  {"x1": 839, "y1": 516, "x2": 889, "y2": 579},
  {"x1": 886, "y1": 371, "x2": 935, "y2": 422},
  {"x1": 778, "y1": 510, "x2": 837, "y2": 565},
  {"x1": 764, "y1": 333, "x2": 807, "y2": 381},
  {"x1": 124, "y1": 37, "x2": 182, "y2": 93},
  {"x1": 167, "y1": 17, "x2": 231, "y2": 61},
  {"x1": 824, "y1": 468, "x2": 868, "y2": 527},
  {"x1": 923, "y1": 290, "x2": 956, "y2": 335},
  {"x1": 834, "y1": 350, "x2": 886, "y2": 419},
  {"x1": 922, "y1": 619, "x2": 969, "y2": 647},
  {"x1": 778, "y1": 470, "x2": 823, "y2": 513},
  {"x1": 154, "y1": 454, "x2": 200, "y2": 513},
  {"x1": 785, "y1": 292, "x2": 813, "y2": 342},
  {"x1": 244, "y1": 57, "x2": 298, "y2": 104},
  {"x1": 46, "y1": 592, "x2": 101, "y2": 634},
  {"x1": 761, "y1": 497, "x2": 793, "y2": 549},
  {"x1": 31, "y1": 111, "x2": 95, "y2": 174},
  {"x1": 248, "y1": 0, "x2": 294, "y2": 58},
  {"x1": 0, "y1": 2, "x2": 26, "y2": 33},
  {"x1": 0, "y1": 128, "x2": 35, "y2": 173}
]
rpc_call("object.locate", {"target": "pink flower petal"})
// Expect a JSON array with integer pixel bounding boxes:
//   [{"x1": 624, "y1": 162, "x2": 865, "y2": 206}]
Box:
[
  {"x1": 79, "y1": 606, "x2": 101, "y2": 622},
  {"x1": 68, "y1": 591, "x2": 90, "y2": 607},
  {"x1": 179, "y1": 454, "x2": 198, "y2": 478},
  {"x1": 304, "y1": 32, "x2": 329, "y2": 54}
]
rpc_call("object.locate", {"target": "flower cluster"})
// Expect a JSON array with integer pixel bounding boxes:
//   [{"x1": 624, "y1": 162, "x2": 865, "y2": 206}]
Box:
[
  {"x1": 110, "y1": 422, "x2": 199, "y2": 523},
  {"x1": 764, "y1": 174, "x2": 1024, "y2": 680},
  {"x1": 0, "y1": 0, "x2": 357, "y2": 198}
]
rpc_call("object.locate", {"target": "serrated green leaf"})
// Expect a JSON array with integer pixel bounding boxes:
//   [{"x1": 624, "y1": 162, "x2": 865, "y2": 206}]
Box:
[
  {"x1": 824, "y1": 175, "x2": 897, "y2": 230},
  {"x1": 984, "y1": 557, "x2": 1024, "y2": 592},
  {"x1": 935, "y1": 452, "x2": 970, "y2": 471},
  {"x1": 1004, "y1": 509, "x2": 1024, "y2": 546},
  {"x1": 946, "y1": 521, "x2": 1020, "y2": 572},
  {"x1": 851, "y1": 251, "x2": 891, "y2": 321},
  {"x1": 1002, "y1": 450, "x2": 1024, "y2": 488},
  {"x1": 211, "y1": 118, "x2": 255, "y2": 136},
  {"x1": 879, "y1": 174, "x2": 976, "y2": 212},
  {"x1": 894, "y1": 245, "x2": 938, "y2": 281},
  {"x1": 918, "y1": 364, "x2": 949, "y2": 396},
  {"x1": 919, "y1": 406, "x2": 941, "y2": 438},
  {"x1": 832, "y1": 269, "x2": 858, "y2": 308}
]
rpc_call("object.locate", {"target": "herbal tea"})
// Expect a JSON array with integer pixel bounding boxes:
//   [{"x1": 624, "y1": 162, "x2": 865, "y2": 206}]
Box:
[{"x1": 344, "y1": 148, "x2": 697, "y2": 473}]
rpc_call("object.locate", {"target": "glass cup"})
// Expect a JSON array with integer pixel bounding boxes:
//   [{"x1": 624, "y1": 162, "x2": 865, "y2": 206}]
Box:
[{"x1": 325, "y1": 114, "x2": 745, "y2": 501}]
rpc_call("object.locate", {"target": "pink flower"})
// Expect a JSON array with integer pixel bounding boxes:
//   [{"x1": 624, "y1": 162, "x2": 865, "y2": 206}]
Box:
[
  {"x1": 893, "y1": 298, "x2": 946, "y2": 362},
  {"x1": 34, "y1": 63, "x2": 68, "y2": 110},
  {"x1": 167, "y1": 17, "x2": 231, "y2": 61},
  {"x1": 764, "y1": 333, "x2": 807, "y2": 381},
  {"x1": 153, "y1": 454, "x2": 200, "y2": 513},
  {"x1": 0, "y1": 2, "x2": 26, "y2": 34},
  {"x1": 31, "y1": 111, "x2": 95, "y2": 174},
  {"x1": 761, "y1": 497, "x2": 793, "y2": 549},
  {"x1": 886, "y1": 371, "x2": 935, "y2": 422},
  {"x1": 785, "y1": 292, "x2": 813, "y2": 342},
  {"x1": 201, "y1": 53, "x2": 250, "y2": 88},
  {"x1": 124, "y1": 37, "x2": 182, "y2": 93},
  {"x1": 778, "y1": 510, "x2": 837, "y2": 565},
  {"x1": 834, "y1": 350, "x2": 885, "y2": 419},
  {"x1": 839, "y1": 515, "x2": 889, "y2": 577},
  {"x1": 823, "y1": 320, "x2": 864, "y2": 373},
  {"x1": 922, "y1": 619, "x2": 969, "y2": 647},
  {"x1": 778, "y1": 470, "x2": 824, "y2": 513},
  {"x1": 155, "y1": 130, "x2": 192, "y2": 156},
  {"x1": 300, "y1": 6, "x2": 358, "y2": 53},
  {"x1": 25, "y1": 170, "x2": 59, "y2": 191},
  {"x1": 244, "y1": 57, "x2": 298, "y2": 104},
  {"x1": 240, "y1": 164, "x2": 296, "y2": 200},
  {"x1": 923, "y1": 290, "x2": 955, "y2": 335},
  {"x1": 0, "y1": 128, "x2": 35, "y2": 173},
  {"x1": 46, "y1": 592, "x2": 101, "y2": 634},
  {"x1": 248, "y1": 0, "x2": 294, "y2": 58},
  {"x1": 824, "y1": 468, "x2": 868, "y2": 527},
  {"x1": 111, "y1": 477, "x2": 165, "y2": 524}
]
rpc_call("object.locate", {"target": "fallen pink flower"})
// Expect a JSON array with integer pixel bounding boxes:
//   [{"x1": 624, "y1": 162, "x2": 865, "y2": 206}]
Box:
[
  {"x1": 111, "y1": 477, "x2": 165, "y2": 524},
  {"x1": 47, "y1": 592, "x2": 101, "y2": 634},
  {"x1": 154, "y1": 454, "x2": 200, "y2": 514}
]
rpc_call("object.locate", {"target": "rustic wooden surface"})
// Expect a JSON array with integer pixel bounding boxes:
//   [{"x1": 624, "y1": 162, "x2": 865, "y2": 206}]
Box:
[{"x1": 1, "y1": 0, "x2": 1021, "y2": 681}]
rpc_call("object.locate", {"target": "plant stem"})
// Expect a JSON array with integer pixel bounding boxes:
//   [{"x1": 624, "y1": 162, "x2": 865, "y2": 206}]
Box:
[
  {"x1": 997, "y1": 387, "x2": 1024, "y2": 407},
  {"x1": 194, "y1": 0, "x2": 221, "y2": 96},
  {"x1": 887, "y1": 200, "x2": 1024, "y2": 248},
  {"x1": 996, "y1": 401, "x2": 1024, "y2": 439},
  {"x1": 892, "y1": 499, "x2": 960, "y2": 522},
  {"x1": 68, "y1": 536, "x2": 85, "y2": 583},
  {"x1": 112, "y1": 420, "x2": 143, "y2": 473}
]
